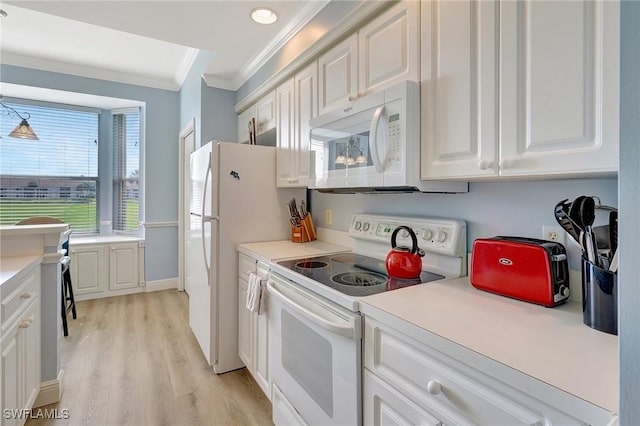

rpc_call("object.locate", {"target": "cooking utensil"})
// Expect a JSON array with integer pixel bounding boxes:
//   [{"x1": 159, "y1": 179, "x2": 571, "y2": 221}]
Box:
[
  {"x1": 579, "y1": 196, "x2": 598, "y2": 267},
  {"x1": 568, "y1": 196, "x2": 586, "y2": 234},
  {"x1": 385, "y1": 226, "x2": 424, "y2": 279},
  {"x1": 609, "y1": 211, "x2": 618, "y2": 257},
  {"x1": 554, "y1": 199, "x2": 581, "y2": 243}
]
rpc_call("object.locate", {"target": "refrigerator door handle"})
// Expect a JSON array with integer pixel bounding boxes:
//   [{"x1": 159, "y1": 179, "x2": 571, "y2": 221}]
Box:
[
  {"x1": 202, "y1": 156, "x2": 212, "y2": 286},
  {"x1": 203, "y1": 215, "x2": 219, "y2": 222}
]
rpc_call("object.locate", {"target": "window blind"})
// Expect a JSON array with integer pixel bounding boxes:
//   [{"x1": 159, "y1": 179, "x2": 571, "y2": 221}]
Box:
[
  {"x1": 112, "y1": 109, "x2": 140, "y2": 233},
  {"x1": 0, "y1": 101, "x2": 99, "y2": 233}
]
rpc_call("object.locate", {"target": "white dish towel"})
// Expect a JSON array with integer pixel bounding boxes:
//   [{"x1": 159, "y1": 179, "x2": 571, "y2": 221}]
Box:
[{"x1": 246, "y1": 272, "x2": 264, "y2": 314}]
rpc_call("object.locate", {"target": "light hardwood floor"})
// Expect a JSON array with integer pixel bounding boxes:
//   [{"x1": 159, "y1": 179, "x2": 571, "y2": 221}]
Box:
[{"x1": 27, "y1": 290, "x2": 273, "y2": 426}]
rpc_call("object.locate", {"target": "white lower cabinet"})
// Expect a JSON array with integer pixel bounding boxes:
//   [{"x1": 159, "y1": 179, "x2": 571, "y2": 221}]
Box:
[
  {"x1": 237, "y1": 252, "x2": 270, "y2": 399},
  {"x1": 70, "y1": 240, "x2": 144, "y2": 300},
  {"x1": 364, "y1": 317, "x2": 613, "y2": 425},
  {"x1": 1, "y1": 266, "x2": 41, "y2": 426}
]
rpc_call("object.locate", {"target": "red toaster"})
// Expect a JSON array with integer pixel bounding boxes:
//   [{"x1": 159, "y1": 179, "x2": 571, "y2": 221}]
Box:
[{"x1": 470, "y1": 237, "x2": 570, "y2": 307}]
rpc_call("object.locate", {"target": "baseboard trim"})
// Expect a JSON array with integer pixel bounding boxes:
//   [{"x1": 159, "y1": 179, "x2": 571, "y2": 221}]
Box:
[
  {"x1": 145, "y1": 278, "x2": 178, "y2": 292},
  {"x1": 34, "y1": 369, "x2": 64, "y2": 408}
]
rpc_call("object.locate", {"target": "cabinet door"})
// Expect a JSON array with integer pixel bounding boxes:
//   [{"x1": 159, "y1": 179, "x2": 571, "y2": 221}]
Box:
[
  {"x1": 238, "y1": 277, "x2": 253, "y2": 370},
  {"x1": 20, "y1": 301, "x2": 40, "y2": 411},
  {"x1": 276, "y1": 78, "x2": 297, "y2": 187},
  {"x1": 318, "y1": 35, "x2": 358, "y2": 115},
  {"x1": 70, "y1": 245, "x2": 107, "y2": 295},
  {"x1": 292, "y1": 62, "x2": 318, "y2": 187},
  {"x1": 256, "y1": 91, "x2": 276, "y2": 135},
  {"x1": 421, "y1": 0, "x2": 499, "y2": 179},
  {"x1": 358, "y1": 1, "x2": 419, "y2": 96},
  {"x1": 364, "y1": 370, "x2": 444, "y2": 426},
  {"x1": 500, "y1": 0, "x2": 619, "y2": 177},
  {"x1": 254, "y1": 306, "x2": 269, "y2": 398},
  {"x1": 109, "y1": 243, "x2": 139, "y2": 291},
  {"x1": 1, "y1": 326, "x2": 20, "y2": 426}
]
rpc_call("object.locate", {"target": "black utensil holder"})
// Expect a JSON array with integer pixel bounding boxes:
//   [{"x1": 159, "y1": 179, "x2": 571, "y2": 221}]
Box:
[{"x1": 581, "y1": 256, "x2": 617, "y2": 335}]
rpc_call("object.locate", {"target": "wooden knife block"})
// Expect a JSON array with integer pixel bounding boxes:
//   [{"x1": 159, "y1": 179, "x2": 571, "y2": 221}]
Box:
[{"x1": 291, "y1": 213, "x2": 317, "y2": 243}]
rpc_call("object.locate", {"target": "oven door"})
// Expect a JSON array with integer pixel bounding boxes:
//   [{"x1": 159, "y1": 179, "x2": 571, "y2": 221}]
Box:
[{"x1": 267, "y1": 273, "x2": 362, "y2": 426}]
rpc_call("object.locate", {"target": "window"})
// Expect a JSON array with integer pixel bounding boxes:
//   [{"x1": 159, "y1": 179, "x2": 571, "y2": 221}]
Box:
[
  {"x1": 112, "y1": 109, "x2": 140, "y2": 233},
  {"x1": 0, "y1": 101, "x2": 99, "y2": 233}
]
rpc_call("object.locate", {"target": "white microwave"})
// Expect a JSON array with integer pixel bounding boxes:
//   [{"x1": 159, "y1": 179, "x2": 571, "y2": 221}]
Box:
[{"x1": 309, "y1": 81, "x2": 467, "y2": 193}]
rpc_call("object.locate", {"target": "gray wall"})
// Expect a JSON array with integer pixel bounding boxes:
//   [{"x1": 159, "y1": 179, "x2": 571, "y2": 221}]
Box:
[
  {"x1": 0, "y1": 64, "x2": 180, "y2": 282},
  {"x1": 310, "y1": 178, "x2": 617, "y2": 271},
  {"x1": 201, "y1": 81, "x2": 237, "y2": 144},
  {"x1": 180, "y1": 50, "x2": 237, "y2": 147},
  {"x1": 619, "y1": 0, "x2": 639, "y2": 422}
]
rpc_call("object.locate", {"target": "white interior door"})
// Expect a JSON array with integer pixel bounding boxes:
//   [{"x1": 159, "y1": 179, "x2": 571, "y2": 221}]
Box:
[{"x1": 180, "y1": 121, "x2": 195, "y2": 294}]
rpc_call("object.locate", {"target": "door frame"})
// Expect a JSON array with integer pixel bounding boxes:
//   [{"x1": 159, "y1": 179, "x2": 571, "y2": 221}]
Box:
[{"x1": 178, "y1": 119, "x2": 196, "y2": 292}]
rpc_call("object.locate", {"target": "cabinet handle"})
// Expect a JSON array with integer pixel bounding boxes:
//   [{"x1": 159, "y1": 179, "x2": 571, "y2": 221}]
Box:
[
  {"x1": 426, "y1": 380, "x2": 442, "y2": 395},
  {"x1": 348, "y1": 95, "x2": 358, "y2": 102},
  {"x1": 287, "y1": 178, "x2": 299, "y2": 184},
  {"x1": 19, "y1": 316, "x2": 34, "y2": 329},
  {"x1": 499, "y1": 158, "x2": 512, "y2": 169},
  {"x1": 357, "y1": 91, "x2": 366, "y2": 99},
  {"x1": 20, "y1": 292, "x2": 33, "y2": 300},
  {"x1": 477, "y1": 159, "x2": 494, "y2": 171}
]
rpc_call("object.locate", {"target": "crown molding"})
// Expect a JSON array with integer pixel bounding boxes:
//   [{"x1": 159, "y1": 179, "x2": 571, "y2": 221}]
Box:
[
  {"x1": 2, "y1": 51, "x2": 182, "y2": 91},
  {"x1": 174, "y1": 47, "x2": 200, "y2": 89},
  {"x1": 233, "y1": 0, "x2": 393, "y2": 113},
  {"x1": 201, "y1": 74, "x2": 236, "y2": 91}
]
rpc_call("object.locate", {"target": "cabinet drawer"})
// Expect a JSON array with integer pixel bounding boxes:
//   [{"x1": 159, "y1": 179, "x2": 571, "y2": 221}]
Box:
[
  {"x1": 365, "y1": 319, "x2": 546, "y2": 425},
  {"x1": 238, "y1": 253, "x2": 257, "y2": 282},
  {"x1": 1, "y1": 266, "x2": 40, "y2": 326}
]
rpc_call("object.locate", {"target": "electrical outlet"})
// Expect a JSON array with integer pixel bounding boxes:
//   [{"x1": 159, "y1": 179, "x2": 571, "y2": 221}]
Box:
[
  {"x1": 325, "y1": 209, "x2": 333, "y2": 225},
  {"x1": 542, "y1": 225, "x2": 566, "y2": 246}
]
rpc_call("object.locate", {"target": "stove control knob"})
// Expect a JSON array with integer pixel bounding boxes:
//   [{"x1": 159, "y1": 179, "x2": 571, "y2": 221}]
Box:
[
  {"x1": 354, "y1": 221, "x2": 362, "y2": 231},
  {"x1": 362, "y1": 222, "x2": 370, "y2": 232},
  {"x1": 422, "y1": 229, "x2": 433, "y2": 240},
  {"x1": 436, "y1": 230, "x2": 448, "y2": 242}
]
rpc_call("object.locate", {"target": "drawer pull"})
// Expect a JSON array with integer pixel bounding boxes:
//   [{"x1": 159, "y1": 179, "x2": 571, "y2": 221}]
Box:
[
  {"x1": 20, "y1": 292, "x2": 33, "y2": 299},
  {"x1": 427, "y1": 380, "x2": 442, "y2": 395}
]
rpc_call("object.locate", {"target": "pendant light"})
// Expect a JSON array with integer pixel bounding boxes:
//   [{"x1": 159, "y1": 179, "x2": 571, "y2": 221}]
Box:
[
  {"x1": 0, "y1": 96, "x2": 39, "y2": 140},
  {"x1": 335, "y1": 136, "x2": 367, "y2": 166}
]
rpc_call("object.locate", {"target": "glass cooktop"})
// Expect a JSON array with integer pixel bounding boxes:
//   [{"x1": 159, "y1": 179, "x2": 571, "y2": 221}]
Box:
[{"x1": 276, "y1": 253, "x2": 445, "y2": 297}]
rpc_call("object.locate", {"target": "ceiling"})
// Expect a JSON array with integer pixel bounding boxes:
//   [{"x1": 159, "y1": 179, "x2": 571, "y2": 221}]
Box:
[{"x1": 0, "y1": 1, "x2": 331, "y2": 93}]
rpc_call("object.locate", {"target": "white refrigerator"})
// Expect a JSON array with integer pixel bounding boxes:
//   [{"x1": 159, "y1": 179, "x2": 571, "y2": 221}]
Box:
[{"x1": 187, "y1": 141, "x2": 304, "y2": 373}]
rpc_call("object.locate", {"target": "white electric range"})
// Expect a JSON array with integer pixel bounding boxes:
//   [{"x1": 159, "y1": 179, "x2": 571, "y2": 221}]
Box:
[{"x1": 267, "y1": 214, "x2": 467, "y2": 426}]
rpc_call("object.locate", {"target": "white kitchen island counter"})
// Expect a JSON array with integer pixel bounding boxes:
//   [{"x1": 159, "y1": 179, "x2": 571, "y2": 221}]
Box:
[{"x1": 360, "y1": 277, "x2": 618, "y2": 417}]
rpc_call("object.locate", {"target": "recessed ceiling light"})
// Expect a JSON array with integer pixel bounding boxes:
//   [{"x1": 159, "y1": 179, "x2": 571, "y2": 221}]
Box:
[{"x1": 251, "y1": 8, "x2": 277, "y2": 25}]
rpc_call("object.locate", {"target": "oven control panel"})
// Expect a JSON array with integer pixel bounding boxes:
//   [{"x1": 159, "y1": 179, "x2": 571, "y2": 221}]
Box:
[{"x1": 349, "y1": 214, "x2": 467, "y2": 257}]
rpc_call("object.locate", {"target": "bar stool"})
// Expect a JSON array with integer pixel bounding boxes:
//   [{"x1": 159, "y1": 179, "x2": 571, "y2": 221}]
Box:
[{"x1": 15, "y1": 216, "x2": 77, "y2": 336}]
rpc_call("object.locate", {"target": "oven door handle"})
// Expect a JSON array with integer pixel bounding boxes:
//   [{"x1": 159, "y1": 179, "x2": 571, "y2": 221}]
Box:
[{"x1": 267, "y1": 279, "x2": 357, "y2": 340}]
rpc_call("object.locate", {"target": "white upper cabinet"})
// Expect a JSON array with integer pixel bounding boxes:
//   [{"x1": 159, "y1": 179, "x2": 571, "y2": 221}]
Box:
[
  {"x1": 358, "y1": 1, "x2": 419, "y2": 97},
  {"x1": 276, "y1": 78, "x2": 297, "y2": 187},
  {"x1": 237, "y1": 90, "x2": 276, "y2": 144},
  {"x1": 318, "y1": 35, "x2": 358, "y2": 115},
  {"x1": 421, "y1": 0, "x2": 619, "y2": 180},
  {"x1": 277, "y1": 62, "x2": 318, "y2": 188},
  {"x1": 318, "y1": 1, "x2": 419, "y2": 115},
  {"x1": 420, "y1": 0, "x2": 499, "y2": 180},
  {"x1": 499, "y1": 0, "x2": 619, "y2": 177}
]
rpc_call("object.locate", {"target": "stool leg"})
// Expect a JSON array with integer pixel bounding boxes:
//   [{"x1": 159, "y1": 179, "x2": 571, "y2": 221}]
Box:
[
  {"x1": 64, "y1": 269, "x2": 77, "y2": 319},
  {"x1": 61, "y1": 274, "x2": 68, "y2": 337}
]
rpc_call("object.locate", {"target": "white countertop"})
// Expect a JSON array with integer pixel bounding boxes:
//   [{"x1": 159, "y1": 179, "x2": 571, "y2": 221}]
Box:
[
  {"x1": 0, "y1": 255, "x2": 42, "y2": 288},
  {"x1": 69, "y1": 235, "x2": 143, "y2": 245},
  {"x1": 360, "y1": 277, "x2": 618, "y2": 413},
  {"x1": 237, "y1": 240, "x2": 351, "y2": 264}
]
